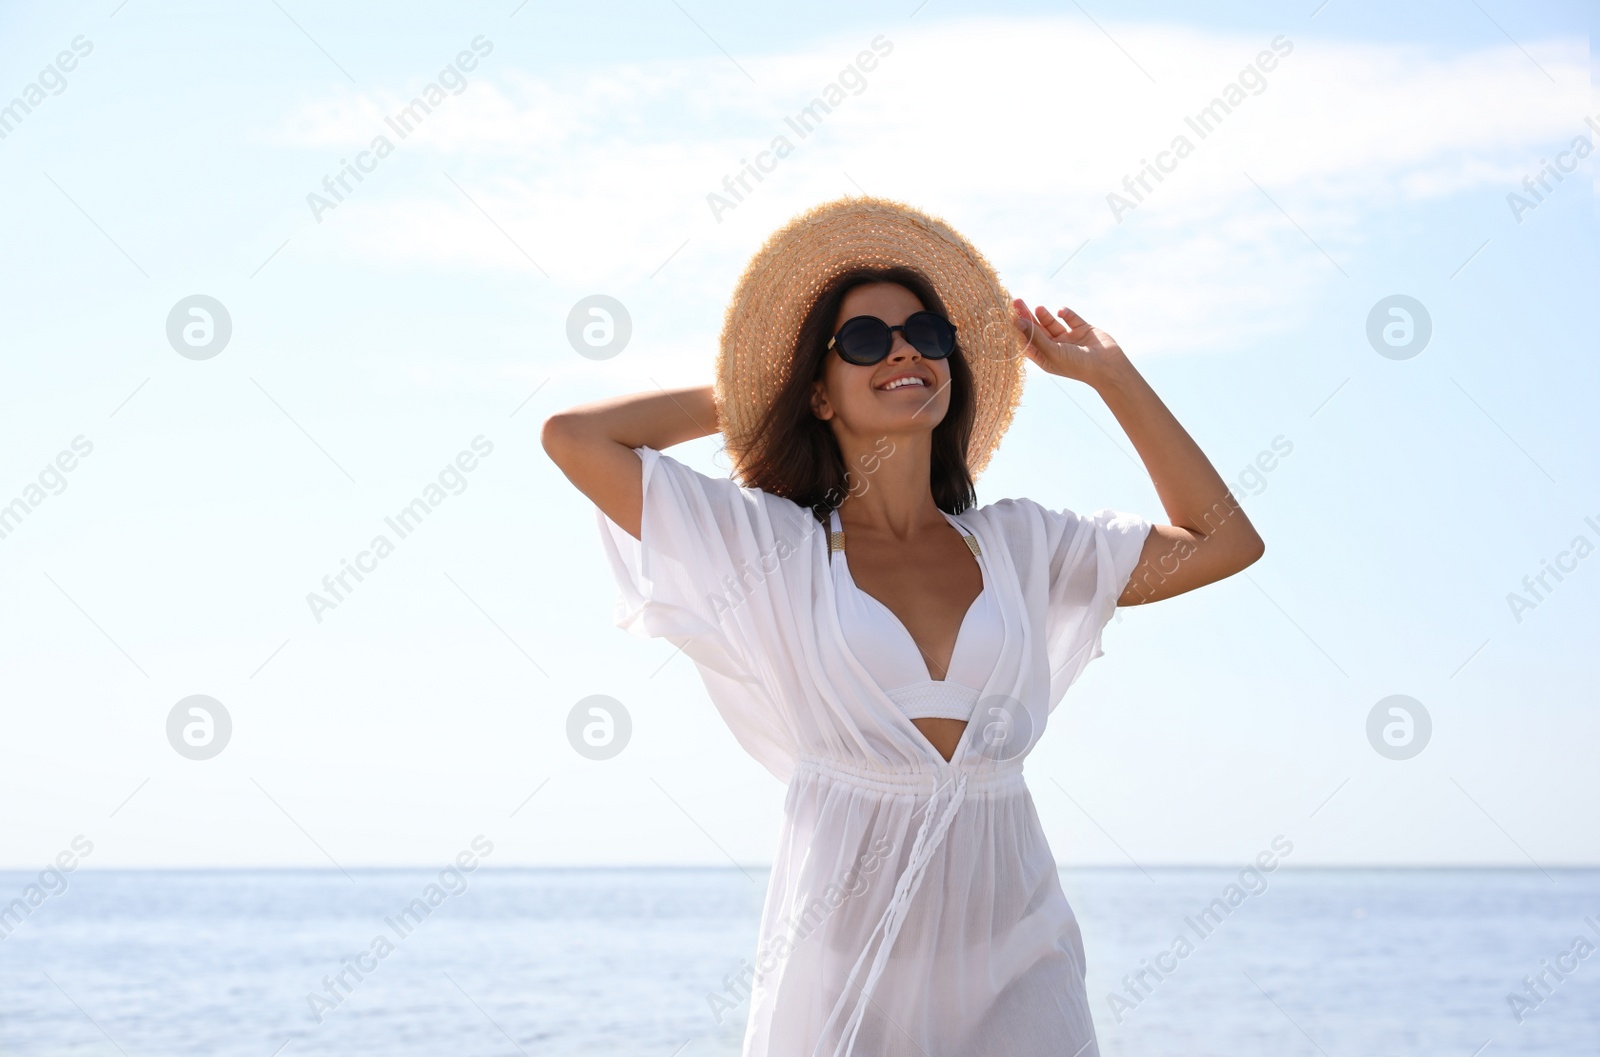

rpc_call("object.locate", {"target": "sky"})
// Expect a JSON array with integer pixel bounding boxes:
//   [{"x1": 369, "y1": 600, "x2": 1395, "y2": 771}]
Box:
[{"x1": 0, "y1": 0, "x2": 1595, "y2": 870}]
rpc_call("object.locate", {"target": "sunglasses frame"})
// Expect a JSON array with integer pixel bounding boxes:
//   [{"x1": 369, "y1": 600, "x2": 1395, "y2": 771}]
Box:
[{"x1": 827, "y1": 311, "x2": 958, "y2": 366}]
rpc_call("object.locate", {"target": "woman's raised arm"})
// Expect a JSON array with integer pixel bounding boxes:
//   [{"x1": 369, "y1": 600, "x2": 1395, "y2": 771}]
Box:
[
  {"x1": 1012, "y1": 299, "x2": 1266, "y2": 606},
  {"x1": 540, "y1": 384, "x2": 720, "y2": 541}
]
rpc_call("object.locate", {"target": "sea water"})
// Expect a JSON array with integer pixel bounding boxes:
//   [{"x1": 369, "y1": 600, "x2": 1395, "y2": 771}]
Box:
[{"x1": 1, "y1": 867, "x2": 1594, "y2": 1055}]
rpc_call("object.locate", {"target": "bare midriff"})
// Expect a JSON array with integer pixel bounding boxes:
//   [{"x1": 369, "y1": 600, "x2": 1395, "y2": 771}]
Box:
[{"x1": 912, "y1": 717, "x2": 966, "y2": 762}]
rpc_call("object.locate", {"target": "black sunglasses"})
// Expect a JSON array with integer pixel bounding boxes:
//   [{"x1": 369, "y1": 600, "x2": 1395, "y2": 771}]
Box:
[{"x1": 827, "y1": 311, "x2": 957, "y2": 366}]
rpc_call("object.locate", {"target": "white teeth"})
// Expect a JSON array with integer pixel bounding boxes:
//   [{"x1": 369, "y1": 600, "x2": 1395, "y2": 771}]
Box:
[{"x1": 879, "y1": 377, "x2": 927, "y2": 391}]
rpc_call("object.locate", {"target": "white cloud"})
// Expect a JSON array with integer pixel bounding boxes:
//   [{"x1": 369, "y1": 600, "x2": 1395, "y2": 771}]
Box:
[{"x1": 263, "y1": 16, "x2": 1588, "y2": 353}]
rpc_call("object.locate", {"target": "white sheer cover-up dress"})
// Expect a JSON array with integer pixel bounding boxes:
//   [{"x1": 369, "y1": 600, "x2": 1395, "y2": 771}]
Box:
[{"x1": 595, "y1": 445, "x2": 1152, "y2": 1057}]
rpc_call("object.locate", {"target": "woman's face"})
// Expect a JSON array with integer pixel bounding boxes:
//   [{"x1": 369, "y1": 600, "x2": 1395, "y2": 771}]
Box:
[{"x1": 810, "y1": 281, "x2": 952, "y2": 437}]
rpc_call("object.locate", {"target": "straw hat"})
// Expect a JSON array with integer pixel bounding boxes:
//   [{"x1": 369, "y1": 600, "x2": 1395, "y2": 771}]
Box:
[{"x1": 714, "y1": 194, "x2": 1027, "y2": 482}]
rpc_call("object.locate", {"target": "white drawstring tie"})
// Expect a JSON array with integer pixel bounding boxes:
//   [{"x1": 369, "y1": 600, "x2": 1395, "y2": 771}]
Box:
[{"x1": 813, "y1": 768, "x2": 970, "y2": 1057}]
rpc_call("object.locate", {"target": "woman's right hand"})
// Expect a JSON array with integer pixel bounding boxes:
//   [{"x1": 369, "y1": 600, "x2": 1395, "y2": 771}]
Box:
[{"x1": 1010, "y1": 299, "x2": 1130, "y2": 385}]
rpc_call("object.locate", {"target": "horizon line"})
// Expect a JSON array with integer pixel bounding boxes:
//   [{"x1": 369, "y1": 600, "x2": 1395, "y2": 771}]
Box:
[{"x1": 3, "y1": 862, "x2": 1596, "y2": 873}]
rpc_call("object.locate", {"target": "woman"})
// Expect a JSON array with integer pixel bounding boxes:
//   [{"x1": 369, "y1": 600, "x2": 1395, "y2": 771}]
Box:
[{"x1": 542, "y1": 197, "x2": 1264, "y2": 1057}]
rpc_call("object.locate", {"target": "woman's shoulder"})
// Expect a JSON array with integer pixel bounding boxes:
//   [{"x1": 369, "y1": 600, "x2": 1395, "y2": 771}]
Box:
[
  {"x1": 960, "y1": 494, "x2": 1060, "y2": 534},
  {"x1": 961, "y1": 495, "x2": 1121, "y2": 561},
  {"x1": 947, "y1": 497, "x2": 1049, "y2": 568},
  {"x1": 965, "y1": 493, "x2": 1141, "y2": 539}
]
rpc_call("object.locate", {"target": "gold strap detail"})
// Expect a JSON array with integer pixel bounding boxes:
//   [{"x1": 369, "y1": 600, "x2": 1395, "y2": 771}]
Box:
[
  {"x1": 830, "y1": 530, "x2": 846, "y2": 553},
  {"x1": 963, "y1": 534, "x2": 981, "y2": 557}
]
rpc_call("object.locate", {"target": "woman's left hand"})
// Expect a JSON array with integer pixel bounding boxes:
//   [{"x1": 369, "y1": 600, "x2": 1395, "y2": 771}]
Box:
[{"x1": 1010, "y1": 298, "x2": 1127, "y2": 383}]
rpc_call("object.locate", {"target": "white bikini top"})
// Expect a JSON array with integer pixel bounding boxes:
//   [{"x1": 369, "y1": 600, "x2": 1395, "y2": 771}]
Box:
[{"x1": 827, "y1": 506, "x2": 1003, "y2": 723}]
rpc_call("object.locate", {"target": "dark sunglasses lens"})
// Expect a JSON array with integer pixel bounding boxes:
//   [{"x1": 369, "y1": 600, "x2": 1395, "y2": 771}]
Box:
[
  {"x1": 836, "y1": 317, "x2": 891, "y2": 363},
  {"x1": 904, "y1": 312, "x2": 956, "y2": 357}
]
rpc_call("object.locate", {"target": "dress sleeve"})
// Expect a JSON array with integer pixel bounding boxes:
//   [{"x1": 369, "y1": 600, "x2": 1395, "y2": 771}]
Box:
[
  {"x1": 594, "y1": 445, "x2": 789, "y2": 687},
  {"x1": 1036, "y1": 503, "x2": 1153, "y2": 708}
]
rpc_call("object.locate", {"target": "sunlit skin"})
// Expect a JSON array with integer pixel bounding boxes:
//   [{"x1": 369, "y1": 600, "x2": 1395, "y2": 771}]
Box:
[
  {"x1": 538, "y1": 240, "x2": 1269, "y2": 1057},
  {"x1": 548, "y1": 280, "x2": 1265, "y2": 764},
  {"x1": 807, "y1": 283, "x2": 1267, "y2": 763},
  {"x1": 809, "y1": 282, "x2": 980, "y2": 761}
]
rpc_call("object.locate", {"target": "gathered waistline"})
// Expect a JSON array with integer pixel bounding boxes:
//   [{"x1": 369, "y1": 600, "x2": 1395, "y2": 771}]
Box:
[{"x1": 792, "y1": 752, "x2": 1025, "y2": 796}]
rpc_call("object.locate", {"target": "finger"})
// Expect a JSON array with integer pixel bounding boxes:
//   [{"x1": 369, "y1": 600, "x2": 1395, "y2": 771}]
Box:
[
  {"x1": 1054, "y1": 312, "x2": 1093, "y2": 346},
  {"x1": 1012, "y1": 298, "x2": 1035, "y2": 334},
  {"x1": 1031, "y1": 303, "x2": 1071, "y2": 341},
  {"x1": 1012, "y1": 305, "x2": 1058, "y2": 352},
  {"x1": 1012, "y1": 298, "x2": 1038, "y2": 333},
  {"x1": 1056, "y1": 307, "x2": 1091, "y2": 336}
]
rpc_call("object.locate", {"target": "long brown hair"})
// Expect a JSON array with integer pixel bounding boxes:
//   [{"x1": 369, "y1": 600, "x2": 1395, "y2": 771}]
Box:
[{"x1": 736, "y1": 266, "x2": 978, "y2": 522}]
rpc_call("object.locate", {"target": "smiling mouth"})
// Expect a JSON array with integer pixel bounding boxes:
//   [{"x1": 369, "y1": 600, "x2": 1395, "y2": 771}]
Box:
[{"x1": 877, "y1": 377, "x2": 930, "y2": 392}]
